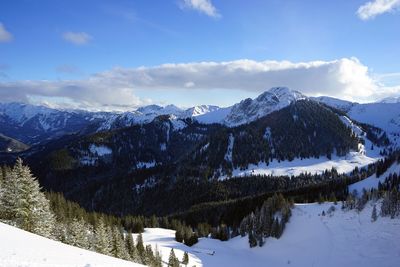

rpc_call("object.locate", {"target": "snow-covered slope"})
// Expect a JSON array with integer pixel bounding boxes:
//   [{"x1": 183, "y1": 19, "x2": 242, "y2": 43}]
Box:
[
  {"x1": 133, "y1": 229, "x2": 202, "y2": 267},
  {"x1": 313, "y1": 97, "x2": 400, "y2": 148},
  {"x1": 312, "y1": 96, "x2": 357, "y2": 112},
  {"x1": 348, "y1": 102, "x2": 400, "y2": 147},
  {"x1": 135, "y1": 203, "x2": 400, "y2": 267},
  {"x1": 0, "y1": 222, "x2": 144, "y2": 267}
]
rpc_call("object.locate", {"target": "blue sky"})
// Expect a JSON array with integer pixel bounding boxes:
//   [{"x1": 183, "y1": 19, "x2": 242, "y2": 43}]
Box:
[{"x1": 0, "y1": 0, "x2": 400, "y2": 110}]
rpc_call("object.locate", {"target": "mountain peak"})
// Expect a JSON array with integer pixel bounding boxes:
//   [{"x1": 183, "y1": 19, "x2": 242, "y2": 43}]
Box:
[
  {"x1": 261, "y1": 87, "x2": 305, "y2": 101},
  {"x1": 221, "y1": 87, "x2": 306, "y2": 126}
]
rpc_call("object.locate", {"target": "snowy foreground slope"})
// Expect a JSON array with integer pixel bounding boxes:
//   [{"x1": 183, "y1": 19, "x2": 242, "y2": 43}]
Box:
[
  {"x1": 138, "y1": 203, "x2": 400, "y2": 267},
  {"x1": 0, "y1": 223, "x2": 143, "y2": 267}
]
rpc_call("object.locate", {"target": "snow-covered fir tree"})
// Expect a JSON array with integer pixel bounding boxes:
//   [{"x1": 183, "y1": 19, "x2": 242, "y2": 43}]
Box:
[
  {"x1": 94, "y1": 219, "x2": 112, "y2": 255},
  {"x1": 168, "y1": 248, "x2": 179, "y2": 267},
  {"x1": 0, "y1": 158, "x2": 55, "y2": 238}
]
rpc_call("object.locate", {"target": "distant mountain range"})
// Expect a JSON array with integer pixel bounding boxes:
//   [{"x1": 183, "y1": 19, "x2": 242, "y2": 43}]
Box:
[{"x1": 0, "y1": 87, "x2": 399, "y2": 148}]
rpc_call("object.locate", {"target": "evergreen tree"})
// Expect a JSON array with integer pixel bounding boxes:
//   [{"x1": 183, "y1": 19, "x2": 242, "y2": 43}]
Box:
[
  {"x1": 153, "y1": 245, "x2": 163, "y2": 267},
  {"x1": 175, "y1": 226, "x2": 184, "y2": 243},
  {"x1": 136, "y1": 233, "x2": 145, "y2": 260},
  {"x1": 182, "y1": 251, "x2": 189, "y2": 266},
  {"x1": 168, "y1": 248, "x2": 180, "y2": 267},
  {"x1": 248, "y1": 230, "x2": 257, "y2": 248},
  {"x1": 371, "y1": 205, "x2": 378, "y2": 222},
  {"x1": 125, "y1": 230, "x2": 141, "y2": 263},
  {"x1": 111, "y1": 226, "x2": 130, "y2": 260},
  {"x1": 67, "y1": 217, "x2": 89, "y2": 249},
  {"x1": 94, "y1": 219, "x2": 112, "y2": 255},
  {"x1": 0, "y1": 158, "x2": 55, "y2": 238}
]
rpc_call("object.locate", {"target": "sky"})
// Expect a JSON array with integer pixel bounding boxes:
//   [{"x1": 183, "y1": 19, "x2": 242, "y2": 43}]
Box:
[{"x1": 0, "y1": 0, "x2": 400, "y2": 110}]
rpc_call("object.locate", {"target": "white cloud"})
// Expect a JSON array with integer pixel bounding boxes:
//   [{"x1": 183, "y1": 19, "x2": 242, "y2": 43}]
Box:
[
  {"x1": 357, "y1": 0, "x2": 400, "y2": 20},
  {"x1": 0, "y1": 23, "x2": 13, "y2": 42},
  {"x1": 0, "y1": 58, "x2": 399, "y2": 110},
  {"x1": 62, "y1": 31, "x2": 92, "y2": 45},
  {"x1": 180, "y1": 0, "x2": 221, "y2": 18}
]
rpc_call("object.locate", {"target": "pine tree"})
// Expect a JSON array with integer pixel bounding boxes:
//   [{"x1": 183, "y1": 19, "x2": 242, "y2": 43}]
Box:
[
  {"x1": 144, "y1": 244, "x2": 155, "y2": 266},
  {"x1": 371, "y1": 205, "x2": 378, "y2": 222},
  {"x1": 152, "y1": 245, "x2": 163, "y2": 267},
  {"x1": 111, "y1": 226, "x2": 130, "y2": 260},
  {"x1": 136, "y1": 233, "x2": 145, "y2": 260},
  {"x1": 67, "y1": 217, "x2": 89, "y2": 249},
  {"x1": 175, "y1": 226, "x2": 184, "y2": 243},
  {"x1": 125, "y1": 230, "x2": 141, "y2": 263},
  {"x1": 248, "y1": 230, "x2": 257, "y2": 248},
  {"x1": 0, "y1": 158, "x2": 55, "y2": 238},
  {"x1": 94, "y1": 219, "x2": 112, "y2": 255},
  {"x1": 182, "y1": 251, "x2": 189, "y2": 266},
  {"x1": 168, "y1": 248, "x2": 179, "y2": 267}
]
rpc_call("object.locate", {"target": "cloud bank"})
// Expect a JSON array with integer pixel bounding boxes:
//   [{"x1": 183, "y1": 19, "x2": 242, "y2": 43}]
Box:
[
  {"x1": 0, "y1": 58, "x2": 398, "y2": 110},
  {"x1": 0, "y1": 23, "x2": 13, "y2": 42},
  {"x1": 180, "y1": 0, "x2": 221, "y2": 18},
  {"x1": 357, "y1": 0, "x2": 400, "y2": 20},
  {"x1": 62, "y1": 32, "x2": 92, "y2": 45}
]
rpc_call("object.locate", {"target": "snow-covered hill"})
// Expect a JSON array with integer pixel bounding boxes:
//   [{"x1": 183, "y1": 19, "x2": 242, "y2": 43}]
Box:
[
  {"x1": 313, "y1": 96, "x2": 400, "y2": 148},
  {"x1": 0, "y1": 222, "x2": 144, "y2": 267},
  {"x1": 348, "y1": 102, "x2": 400, "y2": 146},
  {"x1": 134, "y1": 203, "x2": 400, "y2": 267},
  {"x1": 312, "y1": 96, "x2": 357, "y2": 112}
]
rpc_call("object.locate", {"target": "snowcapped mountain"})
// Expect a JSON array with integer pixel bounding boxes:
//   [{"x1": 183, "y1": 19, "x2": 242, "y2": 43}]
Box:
[
  {"x1": 182, "y1": 105, "x2": 220, "y2": 117},
  {"x1": 224, "y1": 87, "x2": 306, "y2": 126},
  {"x1": 96, "y1": 104, "x2": 221, "y2": 131},
  {"x1": 379, "y1": 96, "x2": 400, "y2": 103},
  {"x1": 96, "y1": 104, "x2": 183, "y2": 131},
  {"x1": 196, "y1": 87, "x2": 306, "y2": 126},
  {"x1": 0, "y1": 102, "x2": 111, "y2": 145}
]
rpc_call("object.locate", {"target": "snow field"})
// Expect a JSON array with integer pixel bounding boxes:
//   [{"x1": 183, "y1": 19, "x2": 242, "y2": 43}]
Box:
[
  {"x1": 130, "y1": 202, "x2": 400, "y2": 267},
  {"x1": 0, "y1": 222, "x2": 144, "y2": 267}
]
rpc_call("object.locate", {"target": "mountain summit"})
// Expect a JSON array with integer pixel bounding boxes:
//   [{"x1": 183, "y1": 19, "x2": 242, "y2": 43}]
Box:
[{"x1": 204, "y1": 87, "x2": 306, "y2": 126}]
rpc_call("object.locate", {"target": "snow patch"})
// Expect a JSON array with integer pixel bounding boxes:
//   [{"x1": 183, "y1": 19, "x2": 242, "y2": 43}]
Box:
[
  {"x1": 89, "y1": 144, "x2": 112, "y2": 156},
  {"x1": 136, "y1": 161, "x2": 156, "y2": 169}
]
